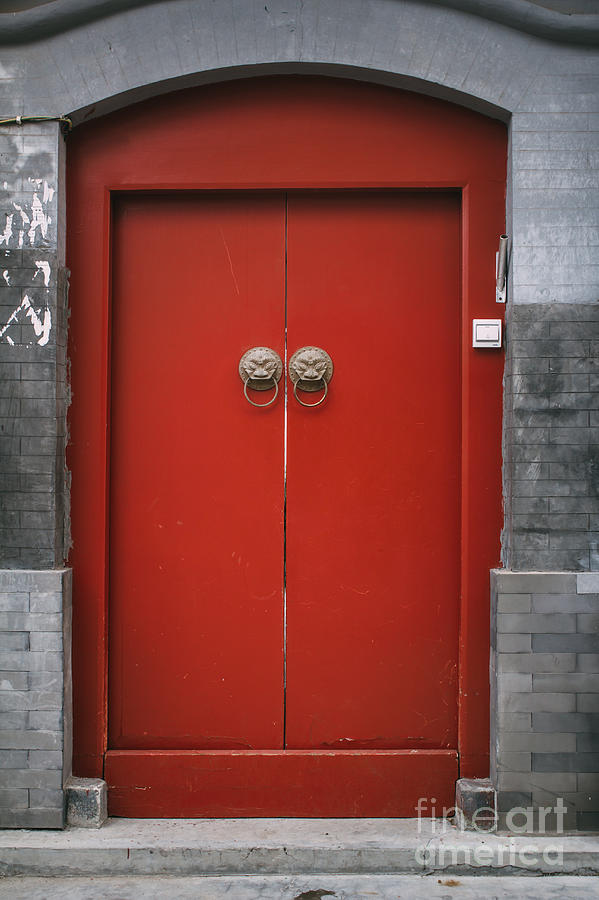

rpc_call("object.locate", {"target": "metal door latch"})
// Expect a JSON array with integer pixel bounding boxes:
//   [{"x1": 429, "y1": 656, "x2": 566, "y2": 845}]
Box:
[
  {"x1": 239, "y1": 347, "x2": 283, "y2": 407},
  {"x1": 289, "y1": 346, "x2": 333, "y2": 407}
]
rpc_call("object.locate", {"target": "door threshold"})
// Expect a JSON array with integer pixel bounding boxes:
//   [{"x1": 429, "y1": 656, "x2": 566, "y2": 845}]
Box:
[{"x1": 1, "y1": 818, "x2": 595, "y2": 878}]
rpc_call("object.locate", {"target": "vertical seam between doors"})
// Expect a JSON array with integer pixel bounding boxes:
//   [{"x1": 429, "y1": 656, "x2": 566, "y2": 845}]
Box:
[{"x1": 283, "y1": 191, "x2": 288, "y2": 749}]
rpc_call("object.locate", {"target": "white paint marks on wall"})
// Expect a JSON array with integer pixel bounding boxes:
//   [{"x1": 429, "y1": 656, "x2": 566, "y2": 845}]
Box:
[
  {"x1": 43, "y1": 181, "x2": 55, "y2": 204},
  {"x1": 28, "y1": 193, "x2": 49, "y2": 244},
  {"x1": 2, "y1": 270, "x2": 10, "y2": 285},
  {"x1": 13, "y1": 202, "x2": 29, "y2": 249},
  {"x1": 0, "y1": 293, "x2": 52, "y2": 346},
  {"x1": 0, "y1": 213, "x2": 13, "y2": 246},
  {"x1": 1, "y1": 181, "x2": 55, "y2": 248},
  {"x1": 34, "y1": 260, "x2": 51, "y2": 287}
]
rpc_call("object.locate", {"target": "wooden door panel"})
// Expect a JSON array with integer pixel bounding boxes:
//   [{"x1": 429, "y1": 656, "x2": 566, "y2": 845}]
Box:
[
  {"x1": 285, "y1": 191, "x2": 461, "y2": 750},
  {"x1": 105, "y1": 749, "x2": 457, "y2": 816},
  {"x1": 109, "y1": 193, "x2": 285, "y2": 750}
]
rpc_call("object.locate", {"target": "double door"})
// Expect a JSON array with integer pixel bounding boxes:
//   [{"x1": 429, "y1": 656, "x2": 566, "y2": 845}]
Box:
[{"x1": 105, "y1": 188, "x2": 462, "y2": 816}]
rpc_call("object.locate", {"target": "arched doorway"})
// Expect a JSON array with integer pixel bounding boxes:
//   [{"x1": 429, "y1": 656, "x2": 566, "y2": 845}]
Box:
[{"x1": 67, "y1": 75, "x2": 506, "y2": 816}]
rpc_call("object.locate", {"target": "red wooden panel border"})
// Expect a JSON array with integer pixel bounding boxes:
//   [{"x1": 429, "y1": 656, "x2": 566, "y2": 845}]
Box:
[{"x1": 105, "y1": 750, "x2": 458, "y2": 817}]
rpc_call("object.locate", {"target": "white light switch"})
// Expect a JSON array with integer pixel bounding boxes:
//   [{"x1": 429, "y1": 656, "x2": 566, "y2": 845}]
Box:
[{"x1": 473, "y1": 319, "x2": 502, "y2": 348}]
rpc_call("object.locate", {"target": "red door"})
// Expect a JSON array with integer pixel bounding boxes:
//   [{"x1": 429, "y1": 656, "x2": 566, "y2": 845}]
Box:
[{"x1": 67, "y1": 76, "x2": 506, "y2": 816}]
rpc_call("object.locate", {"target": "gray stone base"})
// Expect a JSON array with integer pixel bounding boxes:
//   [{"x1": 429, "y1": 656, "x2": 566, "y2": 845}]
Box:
[
  {"x1": 66, "y1": 777, "x2": 107, "y2": 828},
  {"x1": 491, "y1": 570, "x2": 599, "y2": 833},
  {"x1": 0, "y1": 569, "x2": 72, "y2": 829}
]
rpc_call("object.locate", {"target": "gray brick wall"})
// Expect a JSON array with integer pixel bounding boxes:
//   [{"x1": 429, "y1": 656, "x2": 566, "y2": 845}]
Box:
[
  {"x1": 0, "y1": 123, "x2": 68, "y2": 570},
  {"x1": 505, "y1": 304, "x2": 599, "y2": 570},
  {"x1": 491, "y1": 570, "x2": 599, "y2": 831},
  {"x1": 0, "y1": 568, "x2": 71, "y2": 828}
]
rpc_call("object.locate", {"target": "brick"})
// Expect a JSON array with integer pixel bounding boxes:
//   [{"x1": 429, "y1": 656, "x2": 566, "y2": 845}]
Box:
[
  {"x1": 577, "y1": 653, "x2": 599, "y2": 672},
  {"x1": 0, "y1": 651, "x2": 62, "y2": 672},
  {"x1": 534, "y1": 673, "x2": 599, "y2": 693},
  {"x1": 533, "y1": 633, "x2": 597, "y2": 652},
  {"x1": 0, "y1": 711, "x2": 28, "y2": 729},
  {"x1": 578, "y1": 573, "x2": 599, "y2": 594},
  {"x1": 497, "y1": 634, "x2": 531, "y2": 653},
  {"x1": 533, "y1": 753, "x2": 599, "y2": 773},
  {"x1": 578, "y1": 774, "x2": 599, "y2": 792},
  {"x1": 0, "y1": 750, "x2": 27, "y2": 768},
  {"x1": 497, "y1": 772, "x2": 577, "y2": 793},
  {"x1": 533, "y1": 712, "x2": 599, "y2": 732},
  {"x1": 28, "y1": 672, "x2": 62, "y2": 691},
  {"x1": 0, "y1": 571, "x2": 66, "y2": 592},
  {"x1": 0, "y1": 633, "x2": 29, "y2": 651},
  {"x1": 29, "y1": 788, "x2": 63, "y2": 808},
  {"x1": 0, "y1": 789, "x2": 28, "y2": 809},
  {"x1": 29, "y1": 632, "x2": 62, "y2": 652},
  {"x1": 500, "y1": 693, "x2": 576, "y2": 714},
  {"x1": 531, "y1": 790, "x2": 599, "y2": 814},
  {"x1": 497, "y1": 712, "x2": 532, "y2": 732},
  {"x1": 577, "y1": 614, "x2": 599, "y2": 633},
  {"x1": 493, "y1": 574, "x2": 576, "y2": 594},
  {"x1": 497, "y1": 673, "x2": 532, "y2": 693},
  {"x1": 28, "y1": 710, "x2": 61, "y2": 730},
  {"x1": 501, "y1": 733, "x2": 576, "y2": 753},
  {"x1": 533, "y1": 593, "x2": 599, "y2": 613},
  {"x1": 0, "y1": 691, "x2": 62, "y2": 711},
  {"x1": 28, "y1": 591, "x2": 62, "y2": 613},
  {"x1": 497, "y1": 594, "x2": 531, "y2": 613},
  {"x1": 0, "y1": 593, "x2": 28, "y2": 611},
  {"x1": 578, "y1": 694, "x2": 599, "y2": 713},
  {"x1": 0, "y1": 730, "x2": 61, "y2": 750},
  {"x1": 498, "y1": 614, "x2": 576, "y2": 634},
  {"x1": 0, "y1": 769, "x2": 61, "y2": 789},
  {"x1": 0, "y1": 612, "x2": 61, "y2": 632},
  {"x1": 0, "y1": 808, "x2": 63, "y2": 828},
  {"x1": 28, "y1": 749, "x2": 62, "y2": 769},
  {"x1": 577, "y1": 734, "x2": 599, "y2": 753},
  {"x1": 0, "y1": 671, "x2": 27, "y2": 690},
  {"x1": 496, "y1": 751, "x2": 531, "y2": 772},
  {"x1": 498, "y1": 653, "x2": 575, "y2": 674}
]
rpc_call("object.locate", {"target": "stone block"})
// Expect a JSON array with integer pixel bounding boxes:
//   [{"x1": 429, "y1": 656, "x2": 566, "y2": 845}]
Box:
[
  {"x1": 533, "y1": 753, "x2": 599, "y2": 773},
  {"x1": 454, "y1": 778, "x2": 496, "y2": 832},
  {"x1": 65, "y1": 777, "x2": 107, "y2": 828},
  {"x1": 501, "y1": 733, "x2": 577, "y2": 753},
  {"x1": 578, "y1": 573, "x2": 599, "y2": 594},
  {"x1": 498, "y1": 652, "x2": 575, "y2": 673},
  {"x1": 497, "y1": 593, "x2": 532, "y2": 613}
]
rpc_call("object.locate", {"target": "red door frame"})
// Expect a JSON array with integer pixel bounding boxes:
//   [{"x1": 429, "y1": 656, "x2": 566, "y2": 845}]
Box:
[{"x1": 67, "y1": 75, "x2": 506, "y2": 797}]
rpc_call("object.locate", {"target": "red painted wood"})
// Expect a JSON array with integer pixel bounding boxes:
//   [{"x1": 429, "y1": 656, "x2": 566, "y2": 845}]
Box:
[
  {"x1": 109, "y1": 193, "x2": 285, "y2": 750},
  {"x1": 105, "y1": 749, "x2": 457, "y2": 817},
  {"x1": 67, "y1": 76, "x2": 506, "y2": 809},
  {"x1": 286, "y1": 191, "x2": 460, "y2": 751}
]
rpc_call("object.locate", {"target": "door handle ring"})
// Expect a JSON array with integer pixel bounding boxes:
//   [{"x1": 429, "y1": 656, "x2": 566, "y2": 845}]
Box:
[
  {"x1": 243, "y1": 375, "x2": 279, "y2": 408},
  {"x1": 293, "y1": 377, "x2": 328, "y2": 407},
  {"x1": 239, "y1": 347, "x2": 283, "y2": 408},
  {"x1": 289, "y1": 346, "x2": 333, "y2": 407}
]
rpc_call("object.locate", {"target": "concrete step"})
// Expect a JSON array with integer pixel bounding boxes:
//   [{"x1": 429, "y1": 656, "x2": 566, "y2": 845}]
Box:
[
  {"x1": 2, "y1": 874, "x2": 599, "y2": 900},
  {"x1": 0, "y1": 819, "x2": 597, "y2": 878}
]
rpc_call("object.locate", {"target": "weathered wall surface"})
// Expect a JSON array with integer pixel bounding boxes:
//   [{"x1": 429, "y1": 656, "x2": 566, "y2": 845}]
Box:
[
  {"x1": 0, "y1": 0, "x2": 596, "y2": 827},
  {"x1": 0, "y1": 568, "x2": 70, "y2": 828},
  {"x1": 491, "y1": 570, "x2": 599, "y2": 831}
]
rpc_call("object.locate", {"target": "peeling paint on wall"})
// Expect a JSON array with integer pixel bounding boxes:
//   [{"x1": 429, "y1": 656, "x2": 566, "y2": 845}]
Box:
[
  {"x1": 0, "y1": 292, "x2": 52, "y2": 346},
  {"x1": 0, "y1": 180, "x2": 55, "y2": 249},
  {"x1": 34, "y1": 259, "x2": 51, "y2": 286}
]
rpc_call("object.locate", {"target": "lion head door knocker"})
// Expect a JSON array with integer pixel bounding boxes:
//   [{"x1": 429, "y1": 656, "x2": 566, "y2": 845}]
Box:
[
  {"x1": 288, "y1": 346, "x2": 334, "y2": 407},
  {"x1": 238, "y1": 347, "x2": 283, "y2": 407}
]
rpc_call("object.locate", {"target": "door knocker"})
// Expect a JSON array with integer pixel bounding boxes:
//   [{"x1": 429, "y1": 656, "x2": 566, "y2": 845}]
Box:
[
  {"x1": 239, "y1": 347, "x2": 283, "y2": 407},
  {"x1": 289, "y1": 346, "x2": 333, "y2": 407}
]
